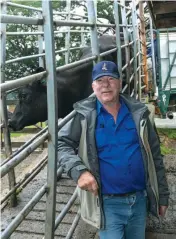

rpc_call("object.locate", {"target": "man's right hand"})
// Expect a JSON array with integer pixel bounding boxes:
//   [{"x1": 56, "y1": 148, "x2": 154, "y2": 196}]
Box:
[{"x1": 77, "y1": 171, "x2": 99, "y2": 196}]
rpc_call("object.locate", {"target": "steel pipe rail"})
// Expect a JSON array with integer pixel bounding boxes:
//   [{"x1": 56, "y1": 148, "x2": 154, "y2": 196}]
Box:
[
  {"x1": 55, "y1": 188, "x2": 78, "y2": 229},
  {"x1": 53, "y1": 11, "x2": 88, "y2": 19},
  {"x1": 0, "y1": 71, "x2": 47, "y2": 93},
  {"x1": 0, "y1": 132, "x2": 48, "y2": 178},
  {"x1": 122, "y1": 63, "x2": 128, "y2": 72},
  {"x1": 6, "y1": 2, "x2": 43, "y2": 12},
  {"x1": 1, "y1": 167, "x2": 63, "y2": 239},
  {"x1": 1, "y1": 126, "x2": 48, "y2": 166},
  {"x1": 1, "y1": 156, "x2": 47, "y2": 204},
  {"x1": 122, "y1": 84, "x2": 128, "y2": 93},
  {"x1": 129, "y1": 73, "x2": 135, "y2": 83},
  {"x1": 5, "y1": 52, "x2": 45, "y2": 64},
  {"x1": 1, "y1": 14, "x2": 43, "y2": 25},
  {"x1": 114, "y1": 0, "x2": 123, "y2": 79},
  {"x1": 6, "y1": 30, "x2": 90, "y2": 36},
  {"x1": 66, "y1": 211, "x2": 81, "y2": 239},
  {"x1": 55, "y1": 46, "x2": 85, "y2": 54},
  {"x1": 54, "y1": 19, "x2": 116, "y2": 28},
  {"x1": 5, "y1": 46, "x2": 85, "y2": 64}
]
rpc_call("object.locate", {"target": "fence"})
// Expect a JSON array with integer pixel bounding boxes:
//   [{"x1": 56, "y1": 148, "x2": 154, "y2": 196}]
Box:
[{"x1": 0, "y1": 1, "x2": 148, "y2": 238}]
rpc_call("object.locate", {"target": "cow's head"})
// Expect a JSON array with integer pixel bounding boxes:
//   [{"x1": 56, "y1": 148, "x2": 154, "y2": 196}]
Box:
[{"x1": 9, "y1": 80, "x2": 47, "y2": 131}]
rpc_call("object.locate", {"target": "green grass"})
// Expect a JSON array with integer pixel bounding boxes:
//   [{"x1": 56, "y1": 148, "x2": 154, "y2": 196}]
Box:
[
  {"x1": 160, "y1": 145, "x2": 176, "y2": 155},
  {"x1": 157, "y1": 128, "x2": 176, "y2": 155},
  {"x1": 157, "y1": 128, "x2": 176, "y2": 139}
]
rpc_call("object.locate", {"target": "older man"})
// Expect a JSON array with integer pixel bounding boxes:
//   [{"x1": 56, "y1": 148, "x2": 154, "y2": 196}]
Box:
[{"x1": 58, "y1": 61, "x2": 169, "y2": 239}]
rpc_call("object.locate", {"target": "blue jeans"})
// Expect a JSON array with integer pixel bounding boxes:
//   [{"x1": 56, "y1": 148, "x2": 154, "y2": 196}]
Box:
[{"x1": 99, "y1": 191, "x2": 147, "y2": 239}]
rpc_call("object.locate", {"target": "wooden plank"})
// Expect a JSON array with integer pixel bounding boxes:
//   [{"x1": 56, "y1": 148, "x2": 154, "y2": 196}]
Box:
[
  {"x1": 146, "y1": 232, "x2": 176, "y2": 239},
  {"x1": 153, "y1": 2, "x2": 176, "y2": 15}
]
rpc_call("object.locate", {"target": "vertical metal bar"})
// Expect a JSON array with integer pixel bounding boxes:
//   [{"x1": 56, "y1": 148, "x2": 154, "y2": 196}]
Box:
[
  {"x1": 65, "y1": 0, "x2": 71, "y2": 64},
  {"x1": 120, "y1": 0, "x2": 131, "y2": 95},
  {"x1": 114, "y1": 0, "x2": 123, "y2": 80},
  {"x1": 149, "y1": 16, "x2": 156, "y2": 92},
  {"x1": 132, "y1": 0, "x2": 138, "y2": 98},
  {"x1": 167, "y1": 29, "x2": 171, "y2": 90},
  {"x1": 0, "y1": 0, "x2": 17, "y2": 207},
  {"x1": 87, "y1": 0, "x2": 100, "y2": 64},
  {"x1": 42, "y1": 1, "x2": 58, "y2": 239},
  {"x1": 38, "y1": 11, "x2": 45, "y2": 68},
  {"x1": 139, "y1": 1, "x2": 148, "y2": 90},
  {"x1": 136, "y1": 16, "x2": 142, "y2": 100},
  {"x1": 81, "y1": 17, "x2": 85, "y2": 47}
]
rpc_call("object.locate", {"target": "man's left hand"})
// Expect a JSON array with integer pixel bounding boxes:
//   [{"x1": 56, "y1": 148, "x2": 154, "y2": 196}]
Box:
[{"x1": 159, "y1": 205, "x2": 168, "y2": 217}]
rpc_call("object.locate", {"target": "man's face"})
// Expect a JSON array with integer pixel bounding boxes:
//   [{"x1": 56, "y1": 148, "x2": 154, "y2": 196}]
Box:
[
  {"x1": 92, "y1": 76, "x2": 121, "y2": 105},
  {"x1": 153, "y1": 33, "x2": 157, "y2": 40}
]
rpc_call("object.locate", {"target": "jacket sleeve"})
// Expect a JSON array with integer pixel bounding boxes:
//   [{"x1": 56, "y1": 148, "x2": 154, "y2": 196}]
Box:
[
  {"x1": 147, "y1": 119, "x2": 170, "y2": 206},
  {"x1": 57, "y1": 113, "x2": 88, "y2": 183}
]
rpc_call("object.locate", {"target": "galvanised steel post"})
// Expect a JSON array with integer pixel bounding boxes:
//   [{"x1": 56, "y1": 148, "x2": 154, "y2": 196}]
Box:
[
  {"x1": 38, "y1": 11, "x2": 45, "y2": 68},
  {"x1": 65, "y1": 0, "x2": 71, "y2": 64},
  {"x1": 0, "y1": 0, "x2": 17, "y2": 207},
  {"x1": 42, "y1": 0, "x2": 58, "y2": 238},
  {"x1": 132, "y1": 0, "x2": 138, "y2": 98},
  {"x1": 81, "y1": 17, "x2": 86, "y2": 47},
  {"x1": 136, "y1": 13, "x2": 142, "y2": 100},
  {"x1": 120, "y1": 0, "x2": 131, "y2": 95},
  {"x1": 87, "y1": 0, "x2": 100, "y2": 64},
  {"x1": 114, "y1": 0, "x2": 123, "y2": 80}
]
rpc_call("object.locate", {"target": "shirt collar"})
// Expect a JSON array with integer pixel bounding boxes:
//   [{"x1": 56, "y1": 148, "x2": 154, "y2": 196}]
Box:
[
  {"x1": 96, "y1": 99, "x2": 103, "y2": 115},
  {"x1": 96, "y1": 97, "x2": 125, "y2": 115}
]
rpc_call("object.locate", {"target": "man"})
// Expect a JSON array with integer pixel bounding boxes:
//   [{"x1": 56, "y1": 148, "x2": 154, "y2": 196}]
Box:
[
  {"x1": 147, "y1": 29, "x2": 158, "y2": 60},
  {"x1": 58, "y1": 61, "x2": 169, "y2": 239},
  {"x1": 147, "y1": 30, "x2": 160, "y2": 87}
]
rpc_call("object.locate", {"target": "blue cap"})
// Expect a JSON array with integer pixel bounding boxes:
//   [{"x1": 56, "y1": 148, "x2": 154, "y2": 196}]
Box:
[{"x1": 92, "y1": 61, "x2": 120, "y2": 81}]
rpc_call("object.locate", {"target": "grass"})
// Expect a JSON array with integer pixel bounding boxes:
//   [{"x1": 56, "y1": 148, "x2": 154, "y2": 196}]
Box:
[
  {"x1": 3, "y1": 122, "x2": 47, "y2": 138},
  {"x1": 157, "y1": 128, "x2": 176, "y2": 155},
  {"x1": 160, "y1": 145, "x2": 176, "y2": 155},
  {"x1": 157, "y1": 128, "x2": 176, "y2": 140}
]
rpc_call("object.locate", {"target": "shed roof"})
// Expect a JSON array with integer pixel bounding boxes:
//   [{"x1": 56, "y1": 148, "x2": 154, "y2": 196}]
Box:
[{"x1": 147, "y1": 1, "x2": 176, "y2": 29}]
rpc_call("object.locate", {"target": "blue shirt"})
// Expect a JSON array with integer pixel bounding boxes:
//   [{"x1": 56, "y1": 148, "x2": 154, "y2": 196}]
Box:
[
  {"x1": 95, "y1": 98, "x2": 146, "y2": 194},
  {"x1": 147, "y1": 39, "x2": 158, "y2": 60}
]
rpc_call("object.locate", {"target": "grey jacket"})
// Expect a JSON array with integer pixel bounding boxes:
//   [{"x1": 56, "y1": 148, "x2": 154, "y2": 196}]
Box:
[{"x1": 58, "y1": 94, "x2": 169, "y2": 229}]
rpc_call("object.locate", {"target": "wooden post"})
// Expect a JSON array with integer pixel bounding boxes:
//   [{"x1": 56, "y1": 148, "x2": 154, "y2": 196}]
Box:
[{"x1": 139, "y1": 1, "x2": 148, "y2": 91}]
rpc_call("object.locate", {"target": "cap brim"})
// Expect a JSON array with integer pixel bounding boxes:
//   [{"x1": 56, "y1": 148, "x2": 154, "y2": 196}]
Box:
[{"x1": 93, "y1": 73, "x2": 120, "y2": 81}]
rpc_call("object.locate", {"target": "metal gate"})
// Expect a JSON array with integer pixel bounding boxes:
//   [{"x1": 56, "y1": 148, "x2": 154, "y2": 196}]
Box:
[{"x1": 1, "y1": 1, "x2": 148, "y2": 238}]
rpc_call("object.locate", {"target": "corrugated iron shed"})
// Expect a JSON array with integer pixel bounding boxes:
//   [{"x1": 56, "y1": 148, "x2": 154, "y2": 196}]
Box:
[{"x1": 147, "y1": 1, "x2": 176, "y2": 28}]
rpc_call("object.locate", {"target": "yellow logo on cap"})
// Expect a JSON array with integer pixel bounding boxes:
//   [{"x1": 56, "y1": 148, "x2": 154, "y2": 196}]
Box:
[{"x1": 102, "y1": 63, "x2": 107, "y2": 71}]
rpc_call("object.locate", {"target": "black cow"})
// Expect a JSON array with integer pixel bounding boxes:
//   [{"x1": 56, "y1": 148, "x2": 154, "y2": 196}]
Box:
[{"x1": 9, "y1": 35, "x2": 126, "y2": 131}]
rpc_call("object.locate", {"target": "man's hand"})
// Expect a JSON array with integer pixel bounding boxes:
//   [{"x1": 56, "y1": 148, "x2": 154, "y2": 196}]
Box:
[
  {"x1": 159, "y1": 205, "x2": 168, "y2": 217},
  {"x1": 78, "y1": 171, "x2": 99, "y2": 196}
]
